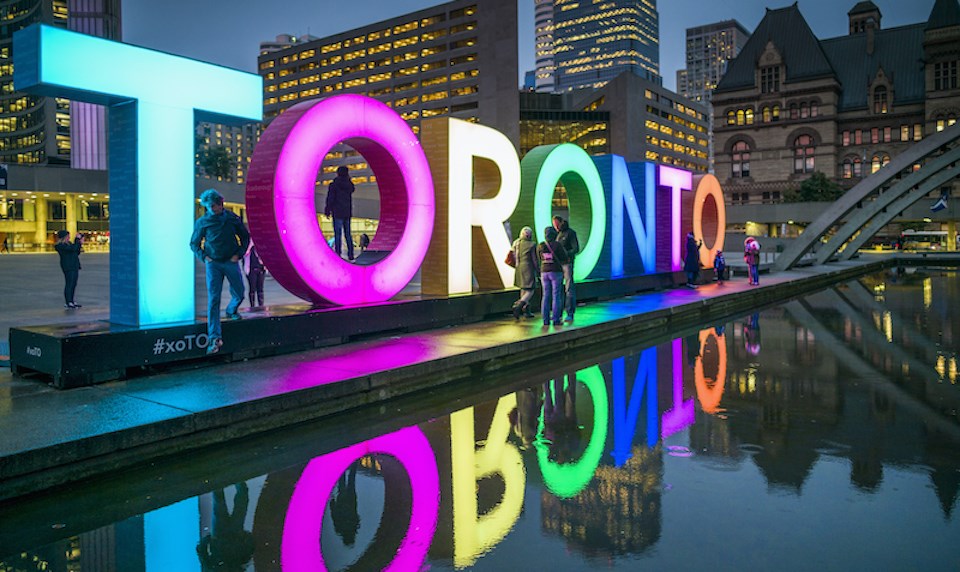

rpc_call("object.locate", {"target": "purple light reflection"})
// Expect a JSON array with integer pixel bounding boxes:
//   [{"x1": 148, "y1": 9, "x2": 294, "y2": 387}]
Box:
[
  {"x1": 661, "y1": 338, "x2": 695, "y2": 438},
  {"x1": 281, "y1": 426, "x2": 440, "y2": 571}
]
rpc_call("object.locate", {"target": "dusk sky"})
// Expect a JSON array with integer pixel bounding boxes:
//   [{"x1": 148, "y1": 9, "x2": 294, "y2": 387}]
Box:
[{"x1": 122, "y1": 0, "x2": 937, "y2": 91}]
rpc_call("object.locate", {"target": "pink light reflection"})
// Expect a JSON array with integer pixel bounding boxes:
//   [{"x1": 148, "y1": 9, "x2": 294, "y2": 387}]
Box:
[
  {"x1": 661, "y1": 338, "x2": 695, "y2": 438},
  {"x1": 281, "y1": 426, "x2": 440, "y2": 572}
]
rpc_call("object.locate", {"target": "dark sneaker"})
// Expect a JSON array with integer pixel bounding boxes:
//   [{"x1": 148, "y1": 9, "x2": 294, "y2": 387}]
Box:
[
  {"x1": 512, "y1": 304, "x2": 522, "y2": 320},
  {"x1": 564, "y1": 317, "x2": 574, "y2": 323},
  {"x1": 227, "y1": 312, "x2": 243, "y2": 321},
  {"x1": 553, "y1": 321, "x2": 563, "y2": 326},
  {"x1": 206, "y1": 338, "x2": 223, "y2": 355}
]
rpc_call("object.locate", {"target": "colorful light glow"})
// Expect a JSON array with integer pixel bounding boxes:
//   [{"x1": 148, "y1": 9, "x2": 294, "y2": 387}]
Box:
[
  {"x1": 451, "y1": 395, "x2": 525, "y2": 568},
  {"x1": 695, "y1": 328, "x2": 727, "y2": 414},
  {"x1": 610, "y1": 158, "x2": 657, "y2": 277},
  {"x1": 446, "y1": 119, "x2": 521, "y2": 293},
  {"x1": 526, "y1": 144, "x2": 606, "y2": 280},
  {"x1": 662, "y1": 338, "x2": 695, "y2": 438},
  {"x1": 13, "y1": 24, "x2": 262, "y2": 325},
  {"x1": 692, "y1": 174, "x2": 726, "y2": 268},
  {"x1": 246, "y1": 95, "x2": 434, "y2": 305},
  {"x1": 611, "y1": 348, "x2": 659, "y2": 466},
  {"x1": 657, "y1": 165, "x2": 693, "y2": 271},
  {"x1": 282, "y1": 426, "x2": 440, "y2": 572},
  {"x1": 536, "y1": 365, "x2": 609, "y2": 498}
]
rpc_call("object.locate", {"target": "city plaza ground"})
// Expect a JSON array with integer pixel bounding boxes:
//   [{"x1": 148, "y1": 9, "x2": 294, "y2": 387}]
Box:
[{"x1": 0, "y1": 250, "x2": 957, "y2": 501}]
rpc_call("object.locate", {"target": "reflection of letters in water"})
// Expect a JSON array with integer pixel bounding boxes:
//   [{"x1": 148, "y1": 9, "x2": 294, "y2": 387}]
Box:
[
  {"x1": 282, "y1": 427, "x2": 439, "y2": 572},
  {"x1": 451, "y1": 395, "x2": 525, "y2": 569},
  {"x1": 196, "y1": 482, "x2": 255, "y2": 572},
  {"x1": 329, "y1": 461, "x2": 360, "y2": 546}
]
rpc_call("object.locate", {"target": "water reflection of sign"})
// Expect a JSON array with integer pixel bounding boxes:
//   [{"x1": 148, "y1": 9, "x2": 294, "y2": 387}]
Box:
[
  {"x1": 537, "y1": 366, "x2": 609, "y2": 498},
  {"x1": 281, "y1": 426, "x2": 439, "y2": 571},
  {"x1": 694, "y1": 329, "x2": 727, "y2": 414},
  {"x1": 451, "y1": 394, "x2": 525, "y2": 568},
  {"x1": 611, "y1": 351, "x2": 658, "y2": 466}
]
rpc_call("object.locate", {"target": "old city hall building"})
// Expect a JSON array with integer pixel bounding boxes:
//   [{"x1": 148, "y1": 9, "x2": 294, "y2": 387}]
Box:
[{"x1": 712, "y1": 0, "x2": 960, "y2": 209}]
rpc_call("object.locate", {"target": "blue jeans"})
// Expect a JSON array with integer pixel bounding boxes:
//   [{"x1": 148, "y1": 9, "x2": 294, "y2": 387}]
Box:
[
  {"x1": 205, "y1": 259, "x2": 245, "y2": 341},
  {"x1": 561, "y1": 262, "x2": 575, "y2": 318},
  {"x1": 749, "y1": 264, "x2": 759, "y2": 284},
  {"x1": 333, "y1": 217, "x2": 354, "y2": 259},
  {"x1": 541, "y1": 271, "x2": 564, "y2": 324}
]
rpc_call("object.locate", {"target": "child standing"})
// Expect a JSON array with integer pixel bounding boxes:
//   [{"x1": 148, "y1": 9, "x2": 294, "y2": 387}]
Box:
[{"x1": 714, "y1": 250, "x2": 726, "y2": 284}]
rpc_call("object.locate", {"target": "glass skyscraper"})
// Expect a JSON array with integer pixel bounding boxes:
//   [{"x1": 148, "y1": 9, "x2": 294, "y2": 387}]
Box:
[{"x1": 552, "y1": 0, "x2": 660, "y2": 92}]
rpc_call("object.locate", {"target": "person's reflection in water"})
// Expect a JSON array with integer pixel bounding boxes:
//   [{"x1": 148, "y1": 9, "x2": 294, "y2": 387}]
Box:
[
  {"x1": 685, "y1": 332, "x2": 701, "y2": 366},
  {"x1": 744, "y1": 313, "x2": 761, "y2": 356},
  {"x1": 542, "y1": 376, "x2": 580, "y2": 463},
  {"x1": 330, "y1": 461, "x2": 361, "y2": 546},
  {"x1": 510, "y1": 387, "x2": 543, "y2": 450},
  {"x1": 196, "y1": 482, "x2": 255, "y2": 571}
]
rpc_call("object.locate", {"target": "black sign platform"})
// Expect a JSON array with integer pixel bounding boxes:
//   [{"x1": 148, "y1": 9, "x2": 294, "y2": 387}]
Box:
[{"x1": 9, "y1": 272, "x2": 685, "y2": 389}]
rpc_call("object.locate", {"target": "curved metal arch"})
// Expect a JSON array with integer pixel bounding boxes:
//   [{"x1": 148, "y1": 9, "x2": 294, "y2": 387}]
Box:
[
  {"x1": 774, "y1": 123, "x2": 960, "y2": 271},
  {"x1": 836, "y1": 165, "x2": 959, "y2": 260},
  {"x1": 818, "y1": 145, "x2": 960, "y2": 263}
]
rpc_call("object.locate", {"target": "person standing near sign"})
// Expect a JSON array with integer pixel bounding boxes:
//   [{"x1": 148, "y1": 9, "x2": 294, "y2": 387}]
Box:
[
  {"x1": 190, "y1": 189, "x2": 250, "y2": 355},
  {"x1": 55, "y1": 229, "x2": 83, "y2": 308},
  {"x1": 553, "y1": 216, "x2": 580, "y2": 322},
  {"x1": 538, "y1": 226, "x2": 570, "y2": 327},
  {"x1": 325, "y1": 165, "x2": 355, "y2": 261}
]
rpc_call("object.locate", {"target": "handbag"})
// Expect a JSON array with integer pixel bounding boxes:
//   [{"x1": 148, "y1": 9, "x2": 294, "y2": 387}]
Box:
[{"x1": 505, "y1": 248, "x2": 517, "y2": 268}]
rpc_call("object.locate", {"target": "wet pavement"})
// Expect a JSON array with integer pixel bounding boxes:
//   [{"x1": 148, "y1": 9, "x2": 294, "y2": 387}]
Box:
[{"x1": 1, "y1": 265, "x2": 958, "y2": 570}]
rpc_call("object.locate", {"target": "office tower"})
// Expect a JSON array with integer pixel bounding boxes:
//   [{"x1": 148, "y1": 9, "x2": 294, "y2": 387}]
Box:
[
  {"x1": 258, "y1": 0, "x2": 519, "y2": 220},
  {"x1": 677, "y1": 20, "x2": 749, "y2": 104},
  {"x1": 0, "y1": 0, "x2": 120, "y2": 167},
  {"x1": 552, "y1": 0, "x2": 660, "y2": 92},
  {"x1": 534, "y1": 0, "x2": 555, "y2": 92},
  {"x1": 520, "y1": 73, "x2": 709, "y2": 173}
]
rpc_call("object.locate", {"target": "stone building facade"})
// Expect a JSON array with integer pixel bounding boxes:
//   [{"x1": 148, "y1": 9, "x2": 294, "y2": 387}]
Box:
[{"x1": 712, "y1": 0, "x2": 960, "y2": 208}]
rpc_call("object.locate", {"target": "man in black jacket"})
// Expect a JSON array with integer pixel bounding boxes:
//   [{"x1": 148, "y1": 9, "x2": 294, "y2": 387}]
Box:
[
  {"x1": 553, "y1": 216, "x2": 580, "y2": 322},
  {"x1": 190, "y1": 189, "x2": 250, "y2": 355},
  {"x1": 325, "y1": 165, "x2": 355, "y2": 260}
]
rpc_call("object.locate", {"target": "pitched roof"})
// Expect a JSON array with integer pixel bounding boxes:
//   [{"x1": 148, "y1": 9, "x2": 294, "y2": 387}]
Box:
[
  {"x1": 821, "y1": 24, "x2": 926, "y2": 110},
  {"x1": 848, "y1": 1, "x2": 880, "y2": 16},
  {"x1": 926, "y1": 0, "x2": 960, "y2": 31},
  {"x1": 714, "y1": 4, "x2": 835, "y2": 93}
]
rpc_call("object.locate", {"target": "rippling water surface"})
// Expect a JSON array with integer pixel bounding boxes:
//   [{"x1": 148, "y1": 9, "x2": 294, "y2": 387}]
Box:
[{"x1": 2, "y1": 268, "x2": 959, "y2": 571}]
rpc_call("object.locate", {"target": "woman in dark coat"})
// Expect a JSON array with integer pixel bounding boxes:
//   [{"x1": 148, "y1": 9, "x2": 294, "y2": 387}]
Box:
[
  {"x1": 55, "y1": 229, "x2": 83, "y2": 308},
  {"x1": 512, "y1": 226, "x2": 539, "y2": 319},
  {"x1": 684, "y1": 231, "x2": 702, "y2": 288}
]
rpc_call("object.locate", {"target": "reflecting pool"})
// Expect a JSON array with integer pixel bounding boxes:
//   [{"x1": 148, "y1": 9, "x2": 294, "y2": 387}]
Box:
[{"x1": 2, "y1": 268, "x2": 959, "y2": 571}]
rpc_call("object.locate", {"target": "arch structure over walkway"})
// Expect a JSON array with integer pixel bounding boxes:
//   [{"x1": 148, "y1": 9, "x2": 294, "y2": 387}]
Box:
[{"x1": 774, "y1": 123, "x2": 960, "y2": 271}]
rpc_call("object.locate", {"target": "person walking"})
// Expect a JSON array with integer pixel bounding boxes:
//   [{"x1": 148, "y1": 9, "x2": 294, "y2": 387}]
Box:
[
  {"x1": 538, "y1": 226, "x2": 570, "y2": 326},
  {"x1": 1, "y1": 236, "x2": 8, "y2": 253},
  {"x1": 325, "y1": 165, "x2": 355, "y2": 261},
  {"x1": 190, "y1": 189, "x2": 250, "y2": 355},
  {"x1": 553, "y1": 216, "x2": 580, "y2": 322},
  {"x1": 684, "y1": 231, "x2": 702, "y2": 288},
  {"x1": 243, "y1": 242, "x2": 266, "y2": 309},
  {"x1": 511, "y1": 226, "x2": 539, "y2": 320},
  {"x1": 54, "y1": 229, "x2": 83, "y2": 308}
]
